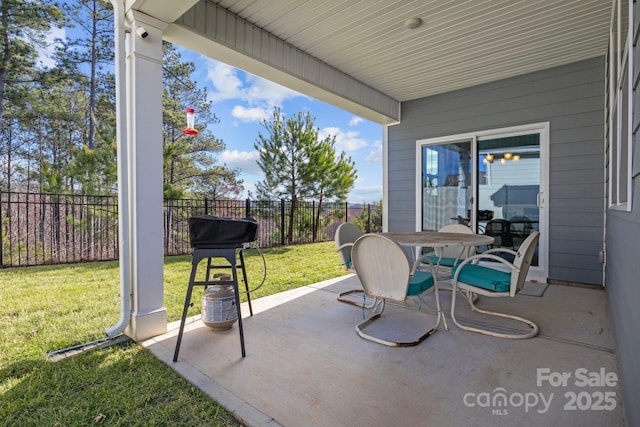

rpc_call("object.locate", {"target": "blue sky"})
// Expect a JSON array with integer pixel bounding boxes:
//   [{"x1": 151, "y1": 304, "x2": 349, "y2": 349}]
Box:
[
  {"x1": 39, "y1": 23, "x2": 383, "y2": 203},
  {"x1": 178, "y1": 48, "x2": 383, "y2": 202}
]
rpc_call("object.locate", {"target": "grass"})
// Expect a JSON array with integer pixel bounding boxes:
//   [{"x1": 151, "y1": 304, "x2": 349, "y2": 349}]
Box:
[{"x1": 0, "y1": 241, "x2": 347, "y2": 426}]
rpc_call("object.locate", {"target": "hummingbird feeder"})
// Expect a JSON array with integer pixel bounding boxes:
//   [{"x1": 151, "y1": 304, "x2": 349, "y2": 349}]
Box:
[{"x1": 182, "y1": 107, "x2": 199, "y2": 136}]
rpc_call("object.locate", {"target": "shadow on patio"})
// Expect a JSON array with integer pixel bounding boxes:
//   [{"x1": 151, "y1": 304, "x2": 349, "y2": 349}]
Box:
[{"x1": 142, "y1": 275, "x2": 624, "y2": 427}]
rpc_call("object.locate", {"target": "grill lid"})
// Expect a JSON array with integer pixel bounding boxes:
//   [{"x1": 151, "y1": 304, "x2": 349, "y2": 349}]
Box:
[{"x1": 188, "y1": 215, "x2": 258, "y2": 248}]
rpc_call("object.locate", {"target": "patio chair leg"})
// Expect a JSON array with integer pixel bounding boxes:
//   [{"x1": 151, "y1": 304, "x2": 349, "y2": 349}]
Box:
[
  {"x1": 450, "y1": 286, "x2": 539, "y2": 339},
  {"x1": 337, "y1": 289, "x2": 378, "y2": 309},
  {"x1": 355, "y1": 318, "x2": 437, "y2": 347},
  {"x1": 355, "y1": 315, "x2": 437, "y2": 347},
  {"x1": 355, "y1": 298, "x2": 439, "y2": 347},
  {"x1": 430, "y1": 283, "x2": 448, "y2": 331}
]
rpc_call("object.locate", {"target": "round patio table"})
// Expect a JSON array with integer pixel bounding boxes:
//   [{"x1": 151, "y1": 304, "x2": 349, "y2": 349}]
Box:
[
  {"x1": 382, "y1": 231, "x2": 494, "y2": 248},
  {"x1": 381, "y1": 231, "x2": 494, "y2": 273}
]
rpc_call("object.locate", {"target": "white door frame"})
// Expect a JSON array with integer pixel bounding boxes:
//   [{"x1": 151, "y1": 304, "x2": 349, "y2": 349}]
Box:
[{"x1": 415, "y1": 122, "x2": 549, "y2": 281}]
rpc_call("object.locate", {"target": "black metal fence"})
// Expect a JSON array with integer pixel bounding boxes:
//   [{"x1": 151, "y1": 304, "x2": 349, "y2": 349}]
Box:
[{"x1": 0, "y1": 191, "x2": 380, "y2": 267}]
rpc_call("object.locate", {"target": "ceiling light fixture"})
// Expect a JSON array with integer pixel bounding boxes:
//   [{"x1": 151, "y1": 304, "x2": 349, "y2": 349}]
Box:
[{"x1": 405, "y1": 17, "x2": 423, "y2": 30}]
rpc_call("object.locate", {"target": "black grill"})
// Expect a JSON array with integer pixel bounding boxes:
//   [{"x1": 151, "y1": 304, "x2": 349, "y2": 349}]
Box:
[
  {"x1": 174, "y1": 215, "x2": 259, "y2": 362},
  {"x1": 188, "y1": 215, "x2": 258, "y2": 248}
]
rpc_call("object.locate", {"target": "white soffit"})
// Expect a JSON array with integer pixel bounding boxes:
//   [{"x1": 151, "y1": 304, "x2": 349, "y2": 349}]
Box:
[
  {"x1": 159, "y1": 0, "x2": 611, "y2": 124},
  {"x1": 126, "y1": 0, "x2": 199, "y2": 24}
]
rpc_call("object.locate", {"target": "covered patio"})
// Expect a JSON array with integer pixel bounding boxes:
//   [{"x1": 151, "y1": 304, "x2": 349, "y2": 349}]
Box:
[
  {"x1": 109, "y1": 1, "x2": 639, "y2": 424},
  {"x1": 143, "y1": 275, "x2": 623, "y2": 426}
]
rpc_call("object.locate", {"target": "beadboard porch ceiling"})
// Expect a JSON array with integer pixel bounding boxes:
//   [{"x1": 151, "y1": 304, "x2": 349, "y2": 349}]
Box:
[
  {"x1": 202, "y1": 0, "x2": 611, "y2": 102},
  {"x1": 135, "y1": 0, "x2": 612, "y2": 123}
]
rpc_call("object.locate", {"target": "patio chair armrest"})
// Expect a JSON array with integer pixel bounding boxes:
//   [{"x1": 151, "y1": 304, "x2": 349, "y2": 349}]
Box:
[
  {"x1": 417, "y1": 252, "x2": 437, "y2": 264},
  {"x1": 410, "y1": 252, "x2": 443, "y2": 277},
  {"x1": 416, "y1": 253, "x2": 437, "y2": 269},
  {"x1": 451, "y1": 253, "x2": 517, "y2": 282},
  {"x1": 336, "y1": 242, "x2": 355, "y2": 252},
  {"x1": 481, "y1": 247, "x2": 518, "y2": 257}
]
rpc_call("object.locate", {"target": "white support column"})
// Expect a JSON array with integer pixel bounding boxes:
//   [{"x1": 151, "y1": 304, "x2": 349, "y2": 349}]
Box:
[{"x1": 124, "y1": 10, "x2": 168, "y2": 341}]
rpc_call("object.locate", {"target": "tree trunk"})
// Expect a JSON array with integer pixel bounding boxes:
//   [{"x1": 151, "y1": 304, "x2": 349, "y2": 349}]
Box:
[
  {"x1": 313, "y1": 194, "x2": 324, "y2": 242},
  {"x1": 87, "y1": 0, "x2": 98, "y2": 148},
  {"x1": 0, "y1": 2, "x2": 11, "y2": 136}
]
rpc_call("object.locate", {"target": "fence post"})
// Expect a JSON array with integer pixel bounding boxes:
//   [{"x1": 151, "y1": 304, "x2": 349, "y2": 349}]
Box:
[
  {"x1": 312, "y1": 200, "x2": 316, "y2": 242},
  {"x1": 280, "y1": 199, "x2": 285, "y2": 246},
  {"x1": 245, "y1": 198, "x2": 251, "y2": 217},
  {"x1": 345, "y1": 201, "x2": 348, "y2": 223},
  {"x1": 204, "y1": 197, "x2": 209, "y2": 215}
]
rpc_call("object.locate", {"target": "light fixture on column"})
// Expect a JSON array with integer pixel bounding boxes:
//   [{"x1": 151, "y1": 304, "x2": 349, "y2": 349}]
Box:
[{"x1": 182, "y1": 107, "x2": 199, "y2": 136}]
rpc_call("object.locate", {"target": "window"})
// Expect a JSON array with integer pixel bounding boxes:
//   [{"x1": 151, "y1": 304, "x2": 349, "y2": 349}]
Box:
[{"x1": 608, "y1": 0, "x2": 632, "y2": 210}]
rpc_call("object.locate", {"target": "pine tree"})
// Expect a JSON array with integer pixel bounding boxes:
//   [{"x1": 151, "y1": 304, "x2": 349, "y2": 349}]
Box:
[
  {"x1": 307, "y1": 135, "x2": 356, "y2": 240},
  {"x1": 57, "y1": 0, "x2": 114, "y2": 149},
  {"x1": 161, "y1": 42, "x2": 243, "y2": 200},
  {"x1": 255, "y1": 107, "x2": 357, "y2": 243},
  {"x1": 0, "y1": 0, "x2": 65, "y2": 190}
]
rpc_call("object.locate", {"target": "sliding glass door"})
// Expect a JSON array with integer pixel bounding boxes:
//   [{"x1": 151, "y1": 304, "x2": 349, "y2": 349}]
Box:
[
  {"x1": 420, "y1": 140, "x2": 472, "y2": 231},
  {"x1": 416, "y1": 123, "x2": 548, "y2": 280},
  {"x1": 477, "y1": 135, "x2": 541, "y2": 266}
]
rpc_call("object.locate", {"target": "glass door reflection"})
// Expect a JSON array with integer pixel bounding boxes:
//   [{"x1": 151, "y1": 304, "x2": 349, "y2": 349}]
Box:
[
  {"x1": 477, "y1": 134, "x2": 540, "y2": 265},
  {"x1": 420, "y1": 140, "x2": 472, "y2": 231}
]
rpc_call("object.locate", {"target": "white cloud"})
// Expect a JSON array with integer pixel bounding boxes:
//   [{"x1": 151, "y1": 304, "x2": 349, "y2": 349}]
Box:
[
  {"x1": 206, "y1": 62, "x2": 245, "y2": 102},
  {"x1": 365, "y1": 140, "x2": 382, "y2": 163},
  {"x1": 219, "y1": 150, "x2": 262, "y2": 175},
  {"x1": 241, "y1": 181, "x2": 257, "y2": 198},
  {"x1": 205, "y1": 59, "x2": 302, "y2": 123},
  {"x1": 349, "y1": 185, "x2": 383, "y2": 203},
  {"x1": 319, "y1": 127, "x2": 368, "y2": 152},
  {"x1": 34, "y1": 26, "x2": 65, "y2": 69},
  {"x1": 231, "y1": 106, "x2": 269, "y2": 122},
  {"x1": 349, "y1": 116, "x2": 363, "y2": 126}
]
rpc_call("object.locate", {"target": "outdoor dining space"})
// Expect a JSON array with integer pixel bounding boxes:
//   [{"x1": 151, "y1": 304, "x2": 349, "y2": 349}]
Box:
[{"x1": 143, "y1": 263, "x2": 623, "y2": 426}]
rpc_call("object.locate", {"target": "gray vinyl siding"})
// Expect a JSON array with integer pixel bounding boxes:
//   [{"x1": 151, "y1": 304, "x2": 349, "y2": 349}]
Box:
[
  {"x1": 604, "y1": 1, "x2": 640, "y2": 425},
  {"x1": 387, "y1": 57, "x2": 605, "y2": 285}
]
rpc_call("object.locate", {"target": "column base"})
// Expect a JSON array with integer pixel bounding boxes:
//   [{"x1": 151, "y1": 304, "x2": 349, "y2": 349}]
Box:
[{"x1": 125, "y1": 307, "x2": 167, "y2": 341}]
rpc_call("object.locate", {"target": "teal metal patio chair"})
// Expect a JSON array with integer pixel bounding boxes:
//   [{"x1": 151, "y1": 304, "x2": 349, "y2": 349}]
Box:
[
  {"x1": 335, "y1": 222, "x2": 377, "y2": 308},
  {"x1": 351, "y1": 233, "x2": 445, "y2": 347},
  {"x1": 450, "y1": 231, "x2": 540, "y2": 339}
]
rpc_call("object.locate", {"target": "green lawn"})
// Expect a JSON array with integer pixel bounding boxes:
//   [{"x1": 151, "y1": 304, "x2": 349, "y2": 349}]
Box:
[{"x1": 0, "y1": 242, "x2": 347, "y2": 426}]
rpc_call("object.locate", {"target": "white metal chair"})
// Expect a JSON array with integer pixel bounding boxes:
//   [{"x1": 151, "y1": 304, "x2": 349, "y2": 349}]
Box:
[
  {"x1": 450, "y1": 231, "x2": 540, "y2": 339},
  {"x1": 351, "y1": 233, "x2": 445, "y2": 346},
  {"x1": 420, "y1": 223, "x2": 476, "y2": 280},
  {"x1": 334, "y1": 222, "x2": 377, "y2": 308}
]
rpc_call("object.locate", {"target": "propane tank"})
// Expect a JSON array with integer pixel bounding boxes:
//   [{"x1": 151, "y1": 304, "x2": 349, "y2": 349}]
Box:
[{"x1": 201, "y1": 274, "x2": 238, "y2": 331}]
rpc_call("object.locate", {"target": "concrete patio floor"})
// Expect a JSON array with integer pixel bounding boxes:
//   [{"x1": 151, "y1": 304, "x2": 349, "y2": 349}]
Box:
[{"x1": 142, "y1": 275, "x2": 625, "y2": 427}]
